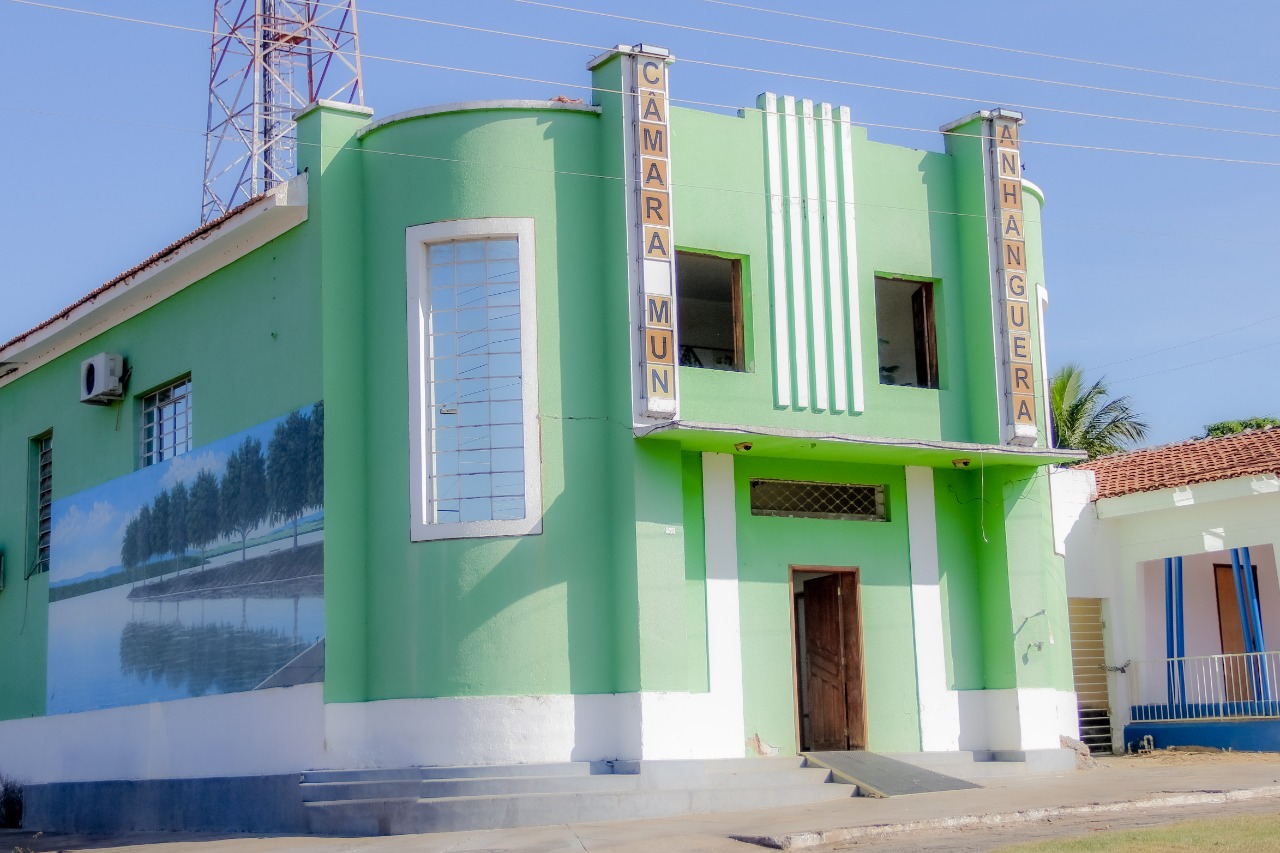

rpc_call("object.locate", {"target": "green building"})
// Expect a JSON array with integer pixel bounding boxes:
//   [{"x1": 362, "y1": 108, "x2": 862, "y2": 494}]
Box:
[{"x1": 0, "y1": 44, "x2": 1082, "y2": 828}]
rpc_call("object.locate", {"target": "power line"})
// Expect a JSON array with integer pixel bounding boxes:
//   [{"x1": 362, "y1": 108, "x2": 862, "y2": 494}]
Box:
[
  {"x1": 7, "y1": 101, "x2": 1280, "y2": 251},
  {"x1": 508, "y1": 0, "x2": 1280, "y2": 116},
  {"x1": 11, "y1": 0, "x2": 1280, "y2": 165},
  {"x1": 356, "y1": 3, "x2": 1280, "y2": 142},
  {"x1": 1086, "y1": 312, "x2": 1280, "y2": 372},
  {"x1": 703, "y1": 0, "x2": 1280, "y2": 93},
  {"x1": 1111, "y1": 340, "x2": 1280, "y2": 384}
]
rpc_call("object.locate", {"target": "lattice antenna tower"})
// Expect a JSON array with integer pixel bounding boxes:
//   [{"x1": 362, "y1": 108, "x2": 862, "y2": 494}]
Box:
[{"x1": 202, "y1": 0, "x2": 364, "y2": 223}]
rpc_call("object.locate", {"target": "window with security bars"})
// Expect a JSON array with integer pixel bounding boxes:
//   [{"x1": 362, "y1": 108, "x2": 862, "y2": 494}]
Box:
[
  {"x1": 407, "y1": 218, "x2": 542, "y2": 541},
  {"x1": 31, "y1": 433, "x2": 52, "y2": 575},
  {"x1": 749, "y1": 479, "x2": 886, "y2": 521},
  {"x1": 141, "y1": 377, "x2": 192, "y2": 467},
  {"x1": 426, "y1": 237, "x2": 526, "y2": 525}
]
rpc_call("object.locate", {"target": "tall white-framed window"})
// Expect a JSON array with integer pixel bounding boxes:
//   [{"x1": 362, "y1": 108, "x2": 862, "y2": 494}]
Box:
[{"x1": 406, "y1": 218, "x2": 542, "y2": 541}]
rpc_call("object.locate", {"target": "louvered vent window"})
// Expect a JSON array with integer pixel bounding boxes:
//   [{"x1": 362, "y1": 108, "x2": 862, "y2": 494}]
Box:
[
  {"x1": 749, "y1": 479, "x2": 886, "y2": 521},
  {"x1": 33, "y1": 433, "x2": 53, "y2": 574}
]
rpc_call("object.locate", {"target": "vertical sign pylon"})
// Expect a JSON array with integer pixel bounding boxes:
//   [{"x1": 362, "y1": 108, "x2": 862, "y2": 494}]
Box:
[
  {"x1": 624, "y1": 45, "x2": 679, "y2": 423},
  {"x1": 988, "y1": 109, "x2": 1037, "y2": 446}
]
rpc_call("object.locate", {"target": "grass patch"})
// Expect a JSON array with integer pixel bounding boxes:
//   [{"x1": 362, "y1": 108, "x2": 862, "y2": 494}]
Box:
[
  {"x1": 999, "y1": 813, "x2": 1280, "y2": 852},
  {"x1": 126, "y1": 540, "x2": 322, "y2": 601},
  {"x1": 49, "y1": 553, "x2": 202, "y2": 602}
]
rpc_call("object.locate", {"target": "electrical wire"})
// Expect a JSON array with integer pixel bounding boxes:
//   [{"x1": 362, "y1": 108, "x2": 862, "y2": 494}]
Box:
[
  {"x1": 351, "y1": 3, "x2": 1280, "y2": 142},
  {"x1": 5, "y1": 100, "x2": 1280, "y2": 249},
  {"x1": 702, "y1": 0, "x2": 1280, "y2": 93},
  {"x1": 1085, "y1": 312, "x2": 1280, "y2": 371},
  {"x1": 3, "y1": 5, "x2": 1278, "y2": 253},
  {"x1": 10, "y1": 0, "x2": 1280, "y2": 151},
  {"x1": 508, "y1": 0, "x2": 1280, "y2": 116},
  {"x1": 1110, "y1": 340, "x2": 1280, "y2": 384}
]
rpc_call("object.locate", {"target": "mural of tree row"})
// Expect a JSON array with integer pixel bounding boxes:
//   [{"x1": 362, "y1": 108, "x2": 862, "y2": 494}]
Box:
[{"x1": 120, "y1": 403, "x2": 323, "y2": 569}]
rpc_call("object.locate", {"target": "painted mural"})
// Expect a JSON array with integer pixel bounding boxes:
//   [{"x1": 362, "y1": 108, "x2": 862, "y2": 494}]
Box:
[{"x1": 46, "y1": 403, "x2": 324, "y2": 715}]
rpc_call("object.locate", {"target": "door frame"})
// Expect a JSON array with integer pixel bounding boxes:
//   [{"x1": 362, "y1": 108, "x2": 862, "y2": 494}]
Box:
[{"x1": 789, "y1": 564, "x2": 867, "y2": 752}]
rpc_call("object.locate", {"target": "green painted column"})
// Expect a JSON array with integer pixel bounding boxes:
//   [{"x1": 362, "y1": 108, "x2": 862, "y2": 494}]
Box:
[
  {"x1": 975, "y1": 465, "x2": 1072, "y2": 691},
  {"x1": 943, "y1": 114, "x2": 1003, "y2": 447},
  {"x1": 296, "y1": 101, "x2": 374, "y2": 703}
]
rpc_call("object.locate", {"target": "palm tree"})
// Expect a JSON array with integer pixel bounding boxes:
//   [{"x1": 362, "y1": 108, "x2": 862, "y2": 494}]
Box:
[{"x1": 1049, "y1": 364, "x2": 1149, "y2": 460}]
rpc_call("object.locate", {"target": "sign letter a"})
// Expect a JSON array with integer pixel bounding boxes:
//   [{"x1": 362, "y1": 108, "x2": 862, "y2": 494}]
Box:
[{"x1": 645, "y1": 160, "x2": 666, "y2": 189}]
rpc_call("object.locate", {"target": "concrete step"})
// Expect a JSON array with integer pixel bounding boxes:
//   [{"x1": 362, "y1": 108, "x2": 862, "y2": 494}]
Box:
[
  {"x1": 610, "y1": 756, "x2": 807, "y2": 777},
  {"x1": 305, "y1": 782, "x2": 855, "y2": 835},
  {"x1": 301, "y1": 762, "x2": 596, "y2": 784},
  {"x1": 301, "y1": 773, "x2": 643, "y2": 802},
  {"x1": 301, "y1": 765, "x2": 832, "y2": 802},
  {"x1": 884, "y1": 748, "x2": 1076, "y2": 781}
]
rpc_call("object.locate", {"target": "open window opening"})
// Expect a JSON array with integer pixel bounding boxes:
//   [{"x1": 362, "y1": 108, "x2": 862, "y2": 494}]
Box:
[
  {"x1": 676, "y1": 251, "x2": 744, "y2": 372},
  {"x1": 874, "y1": 277, "x2": 938, "y2": 389}
]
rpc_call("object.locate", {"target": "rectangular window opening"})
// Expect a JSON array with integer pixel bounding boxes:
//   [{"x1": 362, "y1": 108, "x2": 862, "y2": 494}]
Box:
[
  {"x1": 140, "y1": 377, "x2": 192, "y2": 467},
  {"x1": 750, "y1": 479, "x2": 887, "y2": 522},
  {"x1": 875, "y1": 277, "x2": 938, "y2": 389},
  {"x1": 30, "y1": 432, "x2": 53, "y2": 576},
  {"x1": 676, "y1": 251, "x2": 744, "y2": 372}
]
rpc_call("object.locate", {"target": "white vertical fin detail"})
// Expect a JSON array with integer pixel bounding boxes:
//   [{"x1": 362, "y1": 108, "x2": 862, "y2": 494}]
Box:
[
  {"x1": 782, "y1": 96, "x2": 810, "y2": 410},
  {"x1": 801, "y1": 100, "x2": 828, "y2": 412},
  {"x1": 819, "y1": 103, "x2": 847, "y2": 414},
  {"x1": 762, "y1": 93, "x2": 792, "y2": 408},
  {"x1": 838, "y1": 106, "x2": 865, "y2": 413}
]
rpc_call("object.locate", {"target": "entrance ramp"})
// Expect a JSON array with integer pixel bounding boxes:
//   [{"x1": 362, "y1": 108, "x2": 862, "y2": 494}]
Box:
[{"x1": 803, "y1": 751, "x2": 981, "y2": 797}]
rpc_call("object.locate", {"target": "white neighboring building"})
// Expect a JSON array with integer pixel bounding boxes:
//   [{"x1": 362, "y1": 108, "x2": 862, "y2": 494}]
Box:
[{"x1": 1053, "y1": 428, "x2": 1280, "y2": 753}]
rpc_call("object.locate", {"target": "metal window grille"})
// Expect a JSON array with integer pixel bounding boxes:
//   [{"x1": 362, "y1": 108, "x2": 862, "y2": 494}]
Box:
[
  {"x1": 33, "y1": 434, "x2": 52, "y2": 574},
  {"x1": 141, "y1": 378, "x2": 193, "y2": 467},
  {"x1": 749, "y1": 479, "x2": 886, "y2": 521},
  {"x1": 427, "y1": 238, "x2": 526, "y2": 524}
]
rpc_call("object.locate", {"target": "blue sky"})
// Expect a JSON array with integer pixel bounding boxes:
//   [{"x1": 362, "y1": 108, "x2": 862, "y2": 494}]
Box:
[{"x1": 1, "y1": 0, "x2": 1276, "y2": 446}]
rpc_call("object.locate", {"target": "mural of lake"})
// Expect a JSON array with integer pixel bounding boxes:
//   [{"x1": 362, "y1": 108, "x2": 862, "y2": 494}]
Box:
[{"x1": 46, "y1": 403, "x2": 325, "y2": 715}]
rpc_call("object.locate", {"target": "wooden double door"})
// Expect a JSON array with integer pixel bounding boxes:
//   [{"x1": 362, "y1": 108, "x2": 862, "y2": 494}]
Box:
[{"x1": 794, "y1": 568, "x2": 867, "y2": 752}]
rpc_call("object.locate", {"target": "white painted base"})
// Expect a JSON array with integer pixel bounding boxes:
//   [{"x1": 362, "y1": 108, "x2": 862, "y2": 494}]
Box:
[
  {"x1": 957, "y1": 688, "x2": 1078, "y2": 751},
  {"x1": 0, "y1": 683, "x2": 759, "y2": 784},
  {"x1": 0, "y1": 684, "x2": 326, "y2": 784}
]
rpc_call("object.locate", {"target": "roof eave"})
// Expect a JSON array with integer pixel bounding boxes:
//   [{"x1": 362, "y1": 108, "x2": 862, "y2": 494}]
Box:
[{"x1": 0, "y1": 175, "x2": 309, "y2": 389}]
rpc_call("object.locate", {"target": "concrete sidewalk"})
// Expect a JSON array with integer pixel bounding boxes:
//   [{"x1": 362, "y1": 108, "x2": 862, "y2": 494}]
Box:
[{"x1": 5, "y1": 755, "x2": 1280, "y2": 852}]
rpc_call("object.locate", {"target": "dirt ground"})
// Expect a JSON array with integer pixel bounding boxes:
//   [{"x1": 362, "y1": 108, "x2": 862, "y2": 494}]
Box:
[{"x1": 1095, "y1": 746, "x2": 1280, "y2": 767}]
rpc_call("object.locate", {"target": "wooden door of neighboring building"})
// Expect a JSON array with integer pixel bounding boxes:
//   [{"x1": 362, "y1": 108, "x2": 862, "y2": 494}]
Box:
[
  {"x1": 798, "y1": 570, "x2": 867, "y2": 751},
  {"x1": 1214, "y1": 564, "x2": 1254, "y2": 701}
]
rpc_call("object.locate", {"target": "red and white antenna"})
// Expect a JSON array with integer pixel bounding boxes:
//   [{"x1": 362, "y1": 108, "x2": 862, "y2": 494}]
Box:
[{"x1": 202, "y1": 0, "x2": 364, "y2": 223}]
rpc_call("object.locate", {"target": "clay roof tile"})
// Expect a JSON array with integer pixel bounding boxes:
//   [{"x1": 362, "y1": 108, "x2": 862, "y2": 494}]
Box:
[{"x1": 1076, "y1": 427, "x2": 1280, "y2": 500}]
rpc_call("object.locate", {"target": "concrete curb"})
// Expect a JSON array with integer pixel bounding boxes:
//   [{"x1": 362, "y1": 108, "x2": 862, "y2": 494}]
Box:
[{"x1": 730, "y1": 785, "x2": 1280, "y2": 850}]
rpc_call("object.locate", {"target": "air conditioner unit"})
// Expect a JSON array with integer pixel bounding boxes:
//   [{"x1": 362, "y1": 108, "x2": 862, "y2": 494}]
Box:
[{"x1": 80, "y1": 352, "x2": 125, "y2": 404}]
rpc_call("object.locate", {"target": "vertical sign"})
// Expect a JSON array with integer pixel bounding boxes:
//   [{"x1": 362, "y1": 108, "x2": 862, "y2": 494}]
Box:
[
  {"x1": 627, "y1": 47, "x2": 678, "y2": 421},
  {"x1": 989, "y1": 110, "x2": 1037, "y2": 446}
]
